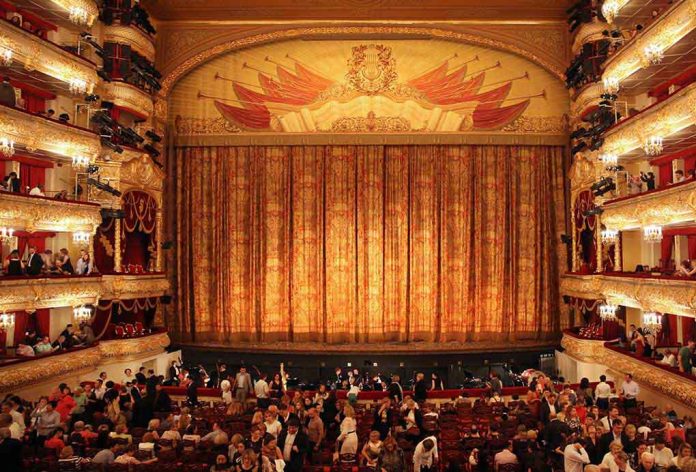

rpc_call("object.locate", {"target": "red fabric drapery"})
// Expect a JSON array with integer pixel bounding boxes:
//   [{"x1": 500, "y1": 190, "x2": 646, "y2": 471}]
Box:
[
  {"x1": 123, "y1": 190, "x2": 157, "y2": 234},
  {"x1": 683, "y1": 316, "x2": 695, "y2": 343},
  {"x1": 13, "y1": 311, "x2": 27, "y2": 346},
  {"x1": 574, "y1": 190, "x2": 597, "y2": 272},
  {"x1": 14, "y1": 231, "x2": 55, "y2": 256},
  {"x1": 660, "y1": 226, "x2": 696, "y2": 267},
  {"x1": 19, "y1": 162, "x2": 45, "y2": 191},
  {"x1": 94, "y1": 217, "x2": 115, "y2": 273}
]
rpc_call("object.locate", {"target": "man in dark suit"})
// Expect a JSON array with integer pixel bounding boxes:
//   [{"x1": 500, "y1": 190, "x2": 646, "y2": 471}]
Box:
[
  {"x1": 277, "y1": 403, "x2": 299, "y2": 428},
  {"x1": 598, "y1": 419, "x2": 630, "y2": 458},
  {"x1": 26, "y1": 245, "x2": 44, "y2": 275},
  {"x1": 540, "y1": 393, "x2": 558, "y2": 424},
  {"x1": 414, "y1": 372, "x2": 428, "y2": 403},
  {"x1": 277, "y1": 418, "x2": 309, "y2": 472}
]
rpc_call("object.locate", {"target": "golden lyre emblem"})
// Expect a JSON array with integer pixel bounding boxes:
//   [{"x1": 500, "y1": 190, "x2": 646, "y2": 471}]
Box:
[{"x1": 345, "y1": 44, "x2": 397, "y2": 95}]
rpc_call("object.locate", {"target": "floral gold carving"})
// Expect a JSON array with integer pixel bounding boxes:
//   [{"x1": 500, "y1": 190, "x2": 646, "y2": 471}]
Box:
[
  {"x1": 345, "y1": 44, "x2": 398, "y2": 95},
  {"x1": 99, "y1": 332, "x2": 171, "y2": 358},
  {"x1": 174, "y1": 116, "x2": 242, "y2": 135},
  {"x1": 331, "y1": 113, "x2": 411, "y2": 133},
  {"x1": 103, "y1": 25, "x2": 155, "y2": 61},
  {"x1": 571, "y1": 82, "x2": 603, "y2": 119},
  {"x1": 0, "y1": 193, "x2": 101, "y2": 233},
  {"x1": 560, "y1": 274, "x2": 696, "y2": 318},
  {"x1": 101, "y1": 274, "x2": 170, "y2": 300},
  {"x1": 0, "y1": 277, "x2": 102, "y2": 312},
  {"x1": 119, "y1": 155, "x2": 165, "y2": 207},
  {"x1": 101, "y1": 81, "x2": 154, "y2": 120},
  {"x1": 500, "y1": 116, "x2": 567, "y2": 134},
  {"x1": 561, "y1": 332, "x2": 696, "y2": 409}
]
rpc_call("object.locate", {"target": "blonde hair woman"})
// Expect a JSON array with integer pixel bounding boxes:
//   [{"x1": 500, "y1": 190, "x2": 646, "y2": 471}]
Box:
[{"x1": 337, "y1": 404, "x2": 358, "y2": 459}]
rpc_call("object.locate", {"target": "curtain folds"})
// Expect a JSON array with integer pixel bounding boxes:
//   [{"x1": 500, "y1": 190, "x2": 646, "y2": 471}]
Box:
[{"x1": 171, "y1": 144, "x2": 566, "y2": 344}]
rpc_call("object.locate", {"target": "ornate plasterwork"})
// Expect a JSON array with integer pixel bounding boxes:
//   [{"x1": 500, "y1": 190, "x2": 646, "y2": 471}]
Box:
[
  {"x1": 571, "y1": 20, "x2": 609, "y2": 54},
  {"x1": 103, "y1": 24, "x2": 156, "y2": 61},
  {"x1": 0, "y1": 21, "x2": 97, "y2": 92},
  {"x1": 601, "y1": 180, "x2": 696, "y2": 230},
  {"x1": 561, "y1": 332, "x2": 696, "y2": 410},
  {"x1": 571, "y1": 82, "x2": 603, "y2": 119},
  {"x1": 158, "y1": 25, "x2": 566, "y2": 98},
  {"x1": 99, "y1": 331, "x2": 171, "y2": 358},
  {"x1": 601, "y1": 82, "x2": 696, "y2": 157},
  {"x1": 602, "y1": 0, "x2": 696, "y2": 85},
  {"x1": 0, "y1": 106, "x2": 101, "y2": 160},
  {"x1": 560, "y1": 274, "x2": 696, "y2": 318},
  {"x1": 0, "y1": 193, "x2": 101, "y2": 233},
  {"x1": 49, "y1": 0, "x2": 99, "y2": 26},
  {"x1": 101, "y1": 274, "x2": 170, "y2": 300},
  {"x1": 119, "y1": 154, "x2": 165, "y2": 207},
  {"x1": 0, "y1": 332, "x2": 171, "y2": 394},
  {"x1": 569, "y1": 150, "x2": 603, "y2": 204},
  {"x1": 0, "y1": 277, "x2": 103, "y2": 312},
  {"x1": 100, "y1": 81, "x2": 155, "y2": 120}
]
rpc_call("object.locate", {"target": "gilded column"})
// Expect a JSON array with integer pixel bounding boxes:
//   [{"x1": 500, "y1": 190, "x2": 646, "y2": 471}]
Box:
[
  {"x1": 114, "y1": 218, "x2": 122, "y2": 272},
  {"x1": 155, "y1": 211, "x2": 163, "y2": 272},
  {"x1": 571, "y1": 207, "x2": 578, "y2": 272},
  {"x1": 596, "y1": 215, "x2": 603, "y2": 273},
  {"x1": 615, "y1": 231, "x2": 622, "y2": 272}
]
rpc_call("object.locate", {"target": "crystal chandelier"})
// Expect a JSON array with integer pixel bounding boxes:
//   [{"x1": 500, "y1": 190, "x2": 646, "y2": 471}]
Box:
[
  {"x1": 0, "y1": 226, "x2": 14, "y2": 244},
  {"x1": 68, "y1": 6, "x2": 89, "y2": 26},
  {"x1": 0, "y1": 312, "x2": 15, "y2": 331},
  {"x1": 603, "y1": 76, "x2": 620, "y2": 94},
  {"x1": 599, "y1": 303, "x2": 618, "y2": 321},
  {"x1": 643, "y1": 44, "x2": 664, "y2": 65},
  {"x1": 599, "y1": 153, "x2": 618, "y2": 167},
  {"x1": 643, "y1": 136, "x2": 663, "y2": 156},
  {"x1": 643, "y1": 225, "x2": 663, "y2": 243},
  {"x1": 72, "y1": 231, "x2": 90, "y2": 244},
  {"x1": 72, "y1": 155, "x2": 91, "y2": 170},
  {"x1": 642, "y1": 312, "x2": 662, "y2": 333},
  {"x1": 0, "y1": 137, "x2": 15, "y2": 157},
  {"x1": 601, "y1": 0, "x2": 621, "y2": 23},
  {"x1": 601, "y1": 228, "x2": 619, "y2": 244},
  {"x1": 68, "y1": 77, "x2": 87, "y2": 95},
  {"x1": 73, "y1": 305, "x2": 92, "y2": 323}
]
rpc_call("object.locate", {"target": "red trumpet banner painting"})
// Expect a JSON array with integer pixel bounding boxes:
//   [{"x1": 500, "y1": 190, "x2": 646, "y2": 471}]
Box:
[{"x1": 170, "y1": 39, "x2": 568, "y2": 135}]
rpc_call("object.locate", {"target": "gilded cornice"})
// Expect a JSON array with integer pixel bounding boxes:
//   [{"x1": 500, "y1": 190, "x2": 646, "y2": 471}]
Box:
[
  {"x1": 0, "y1": 193, "x2": 101, "y2": 233},
  {"x1": 570, "y1": 82, "x2": 603, "y2": 120},
  {"x1": 49, "y1": 0, "x2": 99, "y2": 27},
  {"x1": 0, "y1": 21, "x2": 97, "y2": 91},
  {"x1": 0, "y1": 106, "x2": 101, "y2": 160},
  {"x1": 101, "y1": 274, "x2": 170, "y2": 300},
  {"x1": 602, "y1": 0, "x2": 696, "y2": 86},
  {"x1": 119, "y1": 154, "x2": 165, "y2": 207},
  {"x1": 569, "y1": 150, "x2": 603, "y2": 204},
  {"x1": 100, "y1": 81, "x2": 155, "y2": 120},
  {"x1": 601, "y1": 180, "x2": 696, "y2": 230},
  {"x1": 156, "y1": 24, "x2": 567, "y2": 98},
  {"x1": 561, "y1": 332, "x2": 696, "y2": 410},
  {"x1": 0, "y1": 277, "x2": 102, "y2": 312},
  {"x1": 0, "y1": 332, "x2": 170, "y2": 394},
  {"x1": 571, "y1": 20, "x2": 608, "y2": 54},
  {"x1": 601, "y1": 82, "x2": 696, "y2": 157},
  {"x1": 99, "y1": 331, "x2": 171, "y2": 359},
  {"x1": 103, "y1": 24, "x2": 156, "y2": 61},
  {"x1": 560, "y1": 274, "x2": 696, "y2": 318}
]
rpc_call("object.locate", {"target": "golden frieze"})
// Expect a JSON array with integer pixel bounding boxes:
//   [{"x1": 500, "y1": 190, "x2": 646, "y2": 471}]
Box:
[
  {"x1": 100, "y1": 81, "x2": 155, "y2": 120},
  {"x1": 601, "y1": 180, "x2": 696, "y2": 230},
  {"x1": 119, "y1": 154, "x2": 165, "y2": 207},
  {"x1": 602, "y1": 0, "x2": 696, "y2": 86},
  {"x1": 570, "y1": 82, "x2": 603, "y2": 120},
  {"x1": 0, "y1": 20, "x2": 97, "y2": 92},
  {"x1": 99, "y1": 331, "x2": 171, "y2": 358},
  {"x1": 560, "y1": 274, "x2": 696, "y2": 318},
  {"x1": 0, "y1": 192, "x2": 101, "y2": 233},
  {"x1": 0, "y1": 277, "x2": 102, "y2": 312},
  {"x1": 601, "y1": 82, "x2": 696, "y2": 157},
  {"x1": 103, "y1": 24, "x2": 156, "y2": 61},
  {"x1": 561, "y1": 332, "x2": 696, "y2": 410},
  {"x1": 571, "y1": 20, "x2": 610, "y2": 54},
  {"x1": 101, "y1": 274, "x2": 170, "y2": 300},
  {"x1": 0, "y1": 105, "x2": 101, "y2": 160}
]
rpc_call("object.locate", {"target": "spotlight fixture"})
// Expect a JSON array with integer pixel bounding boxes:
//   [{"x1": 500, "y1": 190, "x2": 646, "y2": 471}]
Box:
[
  {"x1": 145, "y1": 130, "x2": 162, "y2": 142},
  {"x1": 100, "y1": 208, "x2": 125, "y2": 219},
  {"x1": 583, "y1": 207, "x2": 604, "y2": 217},
  {"x1": 87, "y1": 177, "x2": 122, "y2": 197},
  {"x1": 591, "y1": 177, "x2": 615, "y2": 197}
]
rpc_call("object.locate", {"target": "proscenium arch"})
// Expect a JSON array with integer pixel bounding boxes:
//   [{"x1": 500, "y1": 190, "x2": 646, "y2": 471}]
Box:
[{"x1": 158, "y1": 25, "x2": 566, "y2": 99}]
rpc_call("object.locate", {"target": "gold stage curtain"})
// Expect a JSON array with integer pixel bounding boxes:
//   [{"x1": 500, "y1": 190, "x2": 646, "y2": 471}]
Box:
[{"x1": 171, "y1": 145, "x2": 566, "y2": 344}]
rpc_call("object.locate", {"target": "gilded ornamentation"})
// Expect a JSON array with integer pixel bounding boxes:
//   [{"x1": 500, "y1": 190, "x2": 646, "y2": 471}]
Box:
[
  {"x1": 99, "y1": 332, "x2": 171, "y2": 358},
  {"x1": 0, "y1": 21, "x2": 97, "y2": 92},
  {"x1": 330, "y1": 112, "x2": 412, "y2": 133},
  {"x1": 602, "y1": 180, "x2": 696, "y2": 230},
  {"x1": 569, "y1": 151, "x2": 603, "y2": 204},
  {"x1": 159, "y1": 26, "x2": 565, "y2": 97},
  {"x1": 0, "y1": 105, "x2": 101, "y2": 159},
  {"x1": 49, "y1": 0, "x2": 99, "y2": 26},
  {"x1": 101, "y1": 274, "x2": 170, "y2": 300},
  {"x1": 100, "y1": 81, "x2": 155, "y2": 119},
  {"x1": 601, "y1": 83, "x2": 696, "y2": 157},
  {"x1": 571, "y1": 21, "x2": 609, "y2": 54},
  {"x1": 603, "y1": 0, "x2": 695, "y2": 84},
  {"x1": 560, "y1": 274, "x2": 696, "y2": 318},
  {"x1": 561, "y1": 332, "x2": 696, "y2": 410},
  {"x1": 154, "y1": 99, "x2": 169, "y2": 123},
  {"x1": 86, "y1": 162, "x2": 120, "y2": 205},
  {"x1": 571, "y1": 82, "x2": 603, "y2": 119},
  {"x1": 0, "y1": 193, "x2": 101, "y2": 233},
  {"x1": 345, "y1": 44, "x2": 398, "y2": 95},
  {"x1": 500, "y1": 116, "x2": 568, "y2": 134},
  {"x1": 103, "y1": 25, "x2": 155, "y2": 61},
  {"x1": 174, "y1": 116, "x2": 242, "y2": 135},
  {"x1": 120, "y1": 154, "x2": 165, "y2": 206},
  {"x1": 0, "y1": 277, "x2": 102, "y2": 312}
]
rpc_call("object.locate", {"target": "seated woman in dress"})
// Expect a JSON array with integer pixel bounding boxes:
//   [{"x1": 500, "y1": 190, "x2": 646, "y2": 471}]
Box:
[
  {"x1": 55, "y1": 248, "x2": 74, "y2": 274},
  {"x1": 675, "y1": 260, "x2": 696, "y2": 277},
  {"x1": 3, "y1": 249, "x2": 23, "y2": 275},
  {"x1": 75, "y1": 249, "x2": 94, "y2": 275}
]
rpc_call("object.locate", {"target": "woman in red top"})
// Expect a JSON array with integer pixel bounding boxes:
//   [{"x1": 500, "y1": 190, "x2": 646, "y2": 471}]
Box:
[
  {"x1": 55, "y1": 386, "x2": 76, "y2": 422},
  {"x1": 44, "y1": 429, "x2": 65, "y2": 450}
]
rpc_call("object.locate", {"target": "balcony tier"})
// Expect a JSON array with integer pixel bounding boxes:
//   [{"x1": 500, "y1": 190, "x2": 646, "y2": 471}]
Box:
[
  {"x1": 0, "y1": 191, "x2": 101, "y2": 233},
  {"x1": 0, "y1": 331, "x2": 170, "y2": 394},
  {"x1": 0, "y1": 104, "x2": 101, "y2": 160},
  {"x1": 601, "y1": 81, "x2": 695, "y2": 158},
  {"x1": 560, "y1": 273, "x2": 696, "y2": 318},
  {"x1": 0, "y1": 19, "x2": 98, "y2": 95},
  {"x1": 561, "y1": 330, "x2": 696, "y2": 409},
  {"x1": 602, "y1": 0, "x2": 695, "y2": 87},
  {"x1": 103, "y1": 24, "x2": 155, "y2": 62},
  {"x1": 0, "y1": 273, "x2": 169, "y2": 311},
  {"x1": 101, "y1": 81, "x2": 154, "y2": 120},
  {"x1": 599, "y1": 179, "x2": 696, "y2": 230}
]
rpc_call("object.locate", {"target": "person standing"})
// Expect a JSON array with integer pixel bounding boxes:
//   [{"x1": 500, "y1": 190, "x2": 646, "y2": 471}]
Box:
[
  {"x1": 563, "y1": 439, "x2": 590, "y2": 472},
  {"x1": 621, "y1": 374, "x2": 640, "y2": 410},
  {"x1": 595, "y1": 375, "x2": 612, "y2": 411},
  {"x1": 0, "y1": 77, "x2": 16, "y2": 107},
  {"x1": 414, "y1": 373, "x2": 428, "y2": 403},
  {"x1": 679, "y1": 340, "x2": 695, "y2": 374},
  {"x1": 413, "y1": 436, "x2": 438, "y2": 472},
  {"x1": 26, "y1": 246, "x2": 44, "y2": 276},
  {"x1": 277, "y1": 418, "x2": 308, "y2": 472},
  {"x1": 254, "y1": 373, "x2": 270, "y2": 409},
  {"x1": 232, "y1": 367, "x2": 253, "y2": 404}
]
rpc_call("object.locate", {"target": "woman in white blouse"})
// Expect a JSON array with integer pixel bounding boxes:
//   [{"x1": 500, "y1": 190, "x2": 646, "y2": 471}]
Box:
[{"x1": 337, "y1": 404, "x2": 358, "y2": 457}]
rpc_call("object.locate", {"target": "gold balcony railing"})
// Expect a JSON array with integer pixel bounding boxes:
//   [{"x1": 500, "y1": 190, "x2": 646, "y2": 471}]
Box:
[{"x1": 0, "y1": 191, "x2": 101, "y2": 233}]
